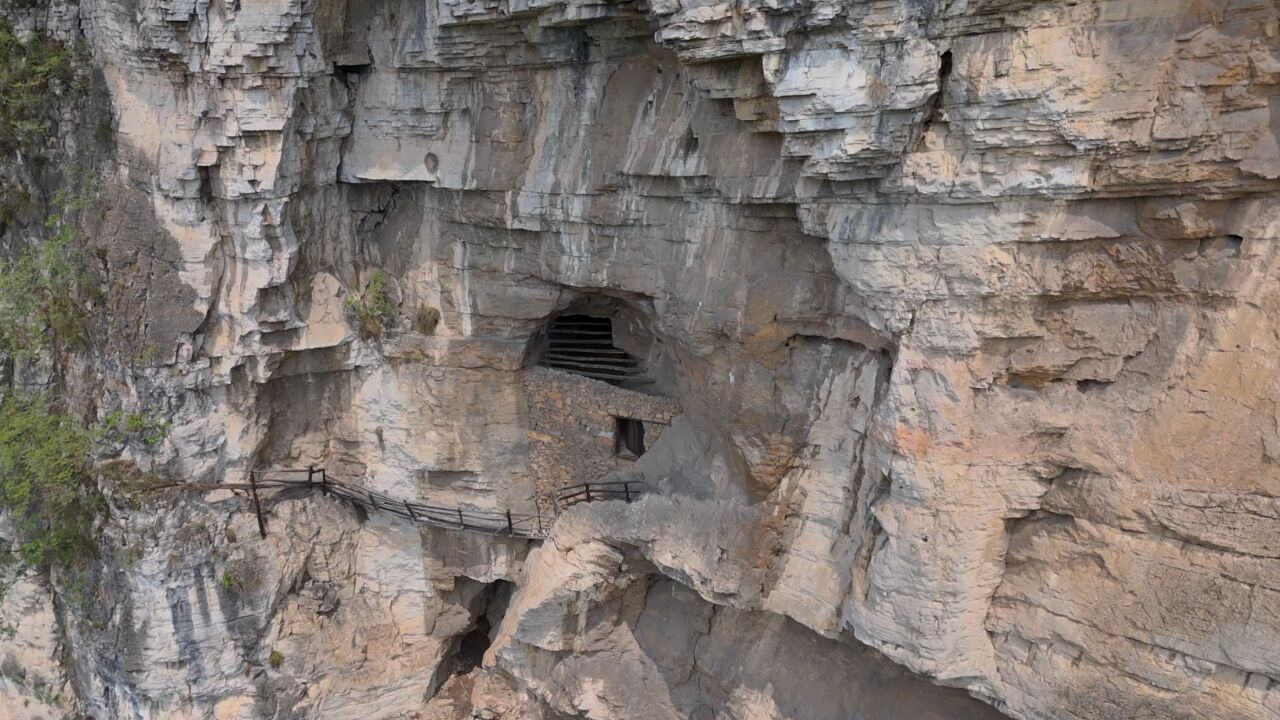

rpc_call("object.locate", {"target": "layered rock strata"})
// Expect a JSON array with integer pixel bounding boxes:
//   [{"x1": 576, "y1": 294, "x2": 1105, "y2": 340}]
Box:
[{"x1": 0, "y1": 0, "x2": 1277, "y2": 718}]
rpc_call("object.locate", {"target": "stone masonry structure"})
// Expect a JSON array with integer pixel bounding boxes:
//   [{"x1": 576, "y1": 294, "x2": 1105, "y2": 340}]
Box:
[{"x1": 524, "y1": 366, "x2": 680, "y2": 496}]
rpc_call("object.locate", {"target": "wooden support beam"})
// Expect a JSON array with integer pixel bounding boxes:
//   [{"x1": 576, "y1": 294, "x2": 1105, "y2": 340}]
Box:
[
  {"x1": 543, "y1": 369, "x2": 642, "y2": 382},
  {"x1": 250, "y1": 471, "x2": 267, "y2": 538},
  {"x1": 544, "y1": 354, "x2": 638, "y2": 366}
]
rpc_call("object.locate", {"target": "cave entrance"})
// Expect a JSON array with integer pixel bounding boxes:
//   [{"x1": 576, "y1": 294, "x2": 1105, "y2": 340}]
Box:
[
  {"x1": 451, "y1": 580, "x2": 514, "y2": 677},
  {"x1": 454, "y1": 618, "x2": 493, "y2": 675},
  {"x1": 537, "y1": 313, "x2": 648, "y2": 387},
  {"x1": 521, "y1": 297, "x2": 680, "y2": 495}
]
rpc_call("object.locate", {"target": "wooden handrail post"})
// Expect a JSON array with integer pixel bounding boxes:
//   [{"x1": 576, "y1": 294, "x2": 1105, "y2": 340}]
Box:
[
  {"x1": 307, "y1": 465, "x2": 315, "y2": 485},
  {"x1": 405, "y1": 500, "x2": 417, "y2": 521},
  {"x1": 456, "y1": 507, "x2": 465, "y2": 528},
  {"x1": 624, "y1": 482, "x2": 631, "y2": 502},
  {"x1": 320, "y1": 469, "x2": 329, "y2": 495},
  {"x1": 584, "y1": 484, "x2": 591, "y2": 502},
  {"x1": 506, "y1": 510, "x2": 514, "y2": 535},
  {"x1": 250, "y1": 471, "x2": 267, "y2": 538}
]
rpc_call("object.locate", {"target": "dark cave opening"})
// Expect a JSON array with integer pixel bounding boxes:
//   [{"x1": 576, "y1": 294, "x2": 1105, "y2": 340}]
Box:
[
  {"x1": 454, "y1": 617, "x2": 493, "y2": 675},
  {"x1": 613, "y1": 416, "x2": 646, "y2": 458},
  {"x1": 523, "y1": 293, "x2": 682, "y2": 396},
  {"x1": 451, "y1": 580, "x2": 515, "y2": 677},
  {"x1": 539, "y1": 313, "x2": 645, "y2": 385},
  {"x1": 332, "y1": 61, "x2": 372, "y2": 76}
]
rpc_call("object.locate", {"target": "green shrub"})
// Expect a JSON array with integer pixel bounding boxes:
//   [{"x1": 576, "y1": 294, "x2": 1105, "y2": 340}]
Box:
[
  {"x1": 123, "y1": 411, "x2": 163, "y2": 440},
  {"x1": 0, "y1": 23, "x2": 86, "y2": 155},
  {"x1": 344, "y1": 271, "x2": 396, "y2": 339},
  {"x1": 0, "y1": 194, "x2": 93, "y2": 355},
  {"x1": 0, "y1": 394, "x2": 97, "y2": 569},
  {"x1": 97, "y1": 409, "x2": 169, "y2": 447},
  {"x1": 269, "y1": 650, "x2": 284, "y2": 669}
]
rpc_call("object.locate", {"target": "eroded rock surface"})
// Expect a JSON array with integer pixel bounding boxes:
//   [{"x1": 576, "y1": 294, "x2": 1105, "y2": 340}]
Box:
[{"x1": 0, "y1": 0, "x2": 1278, "y2": 718}]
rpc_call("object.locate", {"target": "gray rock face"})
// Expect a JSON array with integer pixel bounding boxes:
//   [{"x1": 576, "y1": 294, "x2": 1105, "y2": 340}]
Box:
[{"x1": 1, "y1": 0, "x2": 1279, "y2": 718}]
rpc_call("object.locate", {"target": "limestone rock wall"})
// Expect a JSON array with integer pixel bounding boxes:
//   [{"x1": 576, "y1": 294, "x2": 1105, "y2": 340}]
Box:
[{"x1": 0, "y1": 0, "x2": 1278, "y2": 718}]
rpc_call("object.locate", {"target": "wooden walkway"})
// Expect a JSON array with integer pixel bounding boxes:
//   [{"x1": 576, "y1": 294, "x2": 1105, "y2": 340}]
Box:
[{"x1": 240, "y1": 467, "x2": 644, "y2": 539}]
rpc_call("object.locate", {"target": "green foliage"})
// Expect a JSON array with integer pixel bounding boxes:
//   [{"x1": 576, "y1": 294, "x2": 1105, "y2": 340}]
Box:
[
  {"x1": 0, "y1": 32, "x2": 105, "y2": 582},
  {"x1": 0, "y1": 394, "x2": 96, "y2": 569},
  {"x1": 0, "y1": 186, "x2": 31, "y2": 229},
  {"x1": 0, "y1": 193, "x2": 93, "y2": 355},
  {"x1": 97, "y1": 408, "x2": 169, "y2": 447},
  {"x1": 0, "y1": 23, "x2": 86, "y2": 155},
  {"x1": 344, "y1": 271, "x2": 397, "y2": 339},
  {"x1": 269, "y1": 650, "x2": 284, "y2": 669}
]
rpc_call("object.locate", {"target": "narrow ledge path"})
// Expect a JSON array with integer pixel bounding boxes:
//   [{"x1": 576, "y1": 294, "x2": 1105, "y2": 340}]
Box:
[{"x1": 210, "y1": 467, "x2": 647, "y2": 538}]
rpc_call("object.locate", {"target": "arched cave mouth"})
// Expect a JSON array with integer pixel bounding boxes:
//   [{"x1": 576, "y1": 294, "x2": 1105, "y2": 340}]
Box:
[
  {"x1": 452, "y1": 579, "x2": 515, "y2": 677},
  {"x1": 542, "y1": 314, "x2": 643, "y2": 384},
  {"x1": 527, "y1": 296, "x2": 668, "y2": 394},
  {"x1": 454, "y1": 617, "x2": 493, "y2": 675}
]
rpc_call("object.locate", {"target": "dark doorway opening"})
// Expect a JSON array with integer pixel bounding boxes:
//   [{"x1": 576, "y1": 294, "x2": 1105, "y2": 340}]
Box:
[{"x1": 614, "y1": 417, "x2": 646, "y2": 459}]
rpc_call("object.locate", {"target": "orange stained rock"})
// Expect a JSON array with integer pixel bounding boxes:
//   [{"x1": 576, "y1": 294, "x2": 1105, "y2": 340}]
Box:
[{"x1": 895, "y1": 424, "x2": 934, "y2": 457}]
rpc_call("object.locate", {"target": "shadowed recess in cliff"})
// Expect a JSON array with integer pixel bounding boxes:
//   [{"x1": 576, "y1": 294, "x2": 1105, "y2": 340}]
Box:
[
  {"x1": 538, "y1": 314, "x2": 646, "y2": 385},
  {"x1": 451, "y1": 580, "x2": 514, "y2": 678}
]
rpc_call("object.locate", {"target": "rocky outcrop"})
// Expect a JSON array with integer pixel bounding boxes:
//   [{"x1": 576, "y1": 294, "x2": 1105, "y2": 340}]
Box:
[{"x1": 0, "y1": 0, "x2": 1278, "y2": 718}]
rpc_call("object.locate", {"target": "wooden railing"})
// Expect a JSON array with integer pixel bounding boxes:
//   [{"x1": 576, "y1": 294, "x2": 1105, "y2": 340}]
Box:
[
  {"x1": 240, "y1": 467, "x2": 645, "y2": 539},
  {"x1": 552, "y1": 480, "x2": 644, "y2": 508}
]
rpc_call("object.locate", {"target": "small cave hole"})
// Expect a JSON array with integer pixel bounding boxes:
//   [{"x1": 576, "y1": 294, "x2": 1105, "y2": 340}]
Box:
[
  {"x1": 1201, "y1": 234, "x2": 1245, "y2": 258},
  {"x1": 913, "y1": 49, "x2": 953, "y2": 148},
  {"x1": 572, "y1": 30, "x2": 591, "y2": 63},
  {"x1": 1006, "y1": 374, "x2": 1044, "y2": 391},
  {"x1": 332, "y1": 61, "x2": 372, "y2": 77},
  {"x1": 682, "y1": 131, "x2": 700, "y2": 156},
  {"x1": 1075, "y1": 379, "x2": 1113, "y2": 393},
  {"x1": 198, "y1": 165, "x2": 214, "y2": 201}
]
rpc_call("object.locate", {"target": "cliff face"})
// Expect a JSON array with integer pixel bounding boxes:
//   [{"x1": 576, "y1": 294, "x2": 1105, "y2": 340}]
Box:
[{"x1": 1, "y1": 0, "x2": 1279, "y2": 718}]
